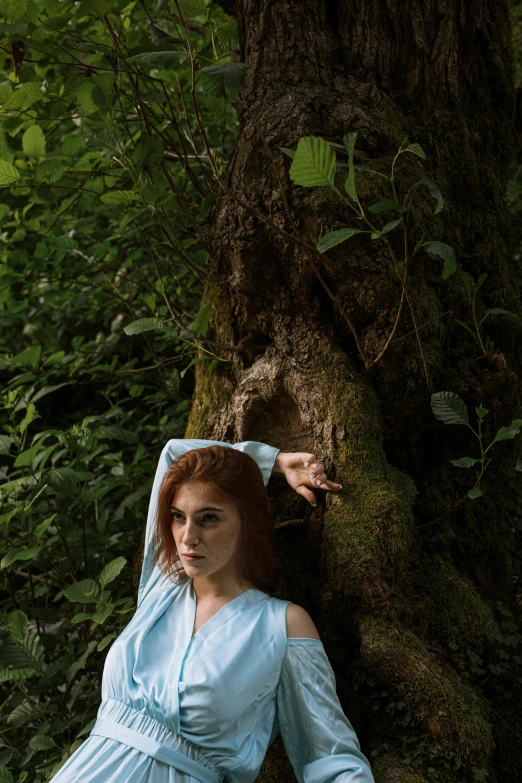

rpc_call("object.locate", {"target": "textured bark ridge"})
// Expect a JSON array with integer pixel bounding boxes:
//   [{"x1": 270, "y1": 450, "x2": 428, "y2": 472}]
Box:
[{"x1": 186, "y1": 2, "x2": 521, "y2": 780}]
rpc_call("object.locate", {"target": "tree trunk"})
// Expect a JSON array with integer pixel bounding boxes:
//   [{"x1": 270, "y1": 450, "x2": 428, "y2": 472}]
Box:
[{"x1": 185, "y1": 2, "x2": 521, "y2": 780}]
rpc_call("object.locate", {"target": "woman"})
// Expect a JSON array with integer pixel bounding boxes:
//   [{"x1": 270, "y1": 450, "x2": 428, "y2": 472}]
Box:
[{"x1": 51, "y1": 438, "x2": 375, "y2": 783}]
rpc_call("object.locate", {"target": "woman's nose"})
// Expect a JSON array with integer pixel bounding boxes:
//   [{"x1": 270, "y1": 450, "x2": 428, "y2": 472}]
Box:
[{"x1": 182, "y1": 518, "x2": 199, "y2": 545}]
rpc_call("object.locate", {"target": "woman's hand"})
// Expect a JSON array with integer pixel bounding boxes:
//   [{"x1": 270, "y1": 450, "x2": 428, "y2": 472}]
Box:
[{"x1": 273, "y1": 452, "x2": 342, "y2": 506}]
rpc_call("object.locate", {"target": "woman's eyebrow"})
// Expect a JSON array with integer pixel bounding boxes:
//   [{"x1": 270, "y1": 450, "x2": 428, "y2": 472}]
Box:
[{"x1": 169, "y1": 505, "x2": 225, "y2": 513}]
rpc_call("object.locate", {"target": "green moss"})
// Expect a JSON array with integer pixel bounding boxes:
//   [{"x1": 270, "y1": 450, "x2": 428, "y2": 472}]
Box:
[
  {"x1": 185, "y1": 283, "x2": 236, "y2": 439},
  {"x1": 422, "y1": 555, "x2": 499, "y2": 649},
  {"x1": 359, "y1": 616, "x2": 493, "y2": 765},
  {"x1": 372, "y1": 753, "x2": 429, "y2": 783}
]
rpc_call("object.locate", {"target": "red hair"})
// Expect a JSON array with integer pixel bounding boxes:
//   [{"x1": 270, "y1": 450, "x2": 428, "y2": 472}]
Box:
[{"x1": 153, "y1": 445, "x2": 281, "y2": 594}]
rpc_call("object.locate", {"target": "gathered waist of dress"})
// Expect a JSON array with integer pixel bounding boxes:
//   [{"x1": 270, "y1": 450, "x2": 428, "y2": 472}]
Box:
[{"x1": 92, "y1": 698, "x2": 225, "y2": 783}]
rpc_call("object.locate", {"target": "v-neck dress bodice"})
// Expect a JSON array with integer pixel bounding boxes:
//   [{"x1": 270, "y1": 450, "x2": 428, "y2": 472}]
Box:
[{"x1": 50, "y1": 439, "x2": 374, "y2": 783}]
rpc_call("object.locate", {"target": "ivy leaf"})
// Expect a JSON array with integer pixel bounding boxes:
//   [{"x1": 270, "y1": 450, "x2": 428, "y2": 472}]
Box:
[
  {"x1": 343, "y1": 132, "x2": 357, "y2": 201},
  {"x1": 450, "y1": 457, "x2": 480, "y2": 468},
  {"x1": 492, "y1": 419, "x2": 522, "y2": 444},
  {"x1": 425, "y1": 241, "x2": 456, "y2": 280},
  {"x1": 98, "y1": 557, "x2": 127, "y2": 588},
  {"x1": 289, "y1": 136, "x2": 336, "y2": 188},
  {"x1": 316, "y1": 227, "x2": 363, "y2": 253},
  {"x1": 431, "y1": 391, "x2": 469, "y2": 426},
  {"x1": 199, "y1": 63, "x2": 248, "y2": 99}
]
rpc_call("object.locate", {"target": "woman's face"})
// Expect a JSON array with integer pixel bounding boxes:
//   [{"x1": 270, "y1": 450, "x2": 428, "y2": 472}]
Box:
[{"x1": 170, "y1": 481, "x2": 242, "y2": 580}]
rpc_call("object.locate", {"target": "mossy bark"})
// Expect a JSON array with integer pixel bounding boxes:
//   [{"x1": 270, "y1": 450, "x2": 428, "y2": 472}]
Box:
[{"x1": 186, "y1": 1, "x2": 521, "y2": 780}]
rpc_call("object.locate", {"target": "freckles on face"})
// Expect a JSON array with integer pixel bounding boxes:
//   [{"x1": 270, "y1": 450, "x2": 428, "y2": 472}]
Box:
[{"x1": 170, "y1": 481, "x2": 242, "y2": 577}]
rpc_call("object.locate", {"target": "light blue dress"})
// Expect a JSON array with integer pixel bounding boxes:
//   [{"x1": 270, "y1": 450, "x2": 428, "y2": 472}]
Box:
[{"x1": 51, "y1": 439, "x2": 375, "y2": 783}]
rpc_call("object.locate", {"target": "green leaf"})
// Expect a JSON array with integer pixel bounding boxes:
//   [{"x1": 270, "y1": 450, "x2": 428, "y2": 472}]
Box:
[
  {"x1": 97, "y1": 425, "x2": 137, "y2": 443},
  {"x1": 425, "y1": 241, "x2": 457, "y2": 280},
  {"x1": 97, "y1": 633, "x2": 116, "y2": 652},
  {"x1": 148, "y1": 23, "x2": 184, "y2": 47},
  {"x1": 199, "y1": 63, "x2": 248, "y2": 99},
  {"x1": 431, "y1": 391, "x2": 469, "y2": 426},
  {"x1": 92, "y1": 604, "x2": 115, "y2": 624},
  {"x1": 100, "y1": 190, "x2": 140, "y2": 206},
  {"x1": 12, "y1": 344, "x2": 41, "y2": 369},
  {"x1": 450, "y1": 457, "x2": 480, "y2": 468},
  {"x1": 404, "y1": 143, "x2": 426, "y2": 160},
  {"x1": 77, "y1": 0, "x2": 110, "y2": 18},
  {"x1": 19, "y1": 402, "x2": 36, "y2": 435},
  {"x1": 0, "y1": 435, "x2": 14, "y2": 455},
  {"x1": 215, "y1": 21, "x2": 239, "y2": 51},
  {"x1": 279, "y1": 147, "x2": 295, "y2": 159},
  {"x1": 475, "y1": 405, "x2": 489, "y2": 419},
  {"x1": 342, "y1": 132, "x2": 357, "y2": 201},
  {"x1": 492, "y1": 419, "x2": 522, "y2": 444},
  {"x1": 128, "y1": 51, "x2": 191, "y2": 69},
  {"x1": 0, "y1": 668, "x2": 35, "y2": 683},
  {"x1": 0, "y1": 23, "x2": 28, "y2": 32},
  {"x1": 175, "y1": 0, "x2": 208, "y2": 18},
  {"x1": 98, "y1": 556, "x2": 127, "y2": 588},
  {"x1": 1, "y1": 547, "x2": 41, "y2": 569},
  {"x1": 462, "y1": 271, "x2": 475, "y2": 301},
  {"x1": 8, "y1": 701, "x2": 41, "y2": 726},
  {"x1": 139, "y1": 293, "x2": 156, "y2": 312},
  {"x1": 64, "y1": 579, "x2": 100, "y2": 604},
  {"x1": 48, "y1": 467, "x2": 80, "y2": 496},
  {"x1": 371, "y1": 219, "x2": 403, "y2": 239},
  {"x1": 7, "y1": 610, "x2": 29, "y2": 642},
  {"x1": 289, "y1": 136, "x2": 336, "y2": 188},
  {"x1": 0, "y1": 160, "x2": 20, "y2": 187},
  {"x1": 33, "y1": 514, "x2": 56, "y2": 538},
  {"x1": 515, "y1": 460, "x2": 522, "y2": 472},
  {"x1": 22, "y1": 125, "x2": 46, "y2": 160},
  {"x1": 409, "y1": 177, "x2": 444, "y2": 213},
  {"x1": 124, "y1": 318, "x2": 163, "y2": 336},
  {"x1": 467, "y1": 487, "x2": 484, "y2": 500},
  {"x1": 368, "y1": 200, "x2": 401, "y2": 214},
  {"x1": 3, "y1": 82, "x2": 42, "y2": 111},
  {"x1": 0, "y1": 767, "x2": 13, "y2": 782},
  {"x1": 483, "y1": 307, "x2": 521, "y2": 322},
  {"x1": 29, "y1": 734, "x2": 57, "y2": 750},
  {"x1": 189, "y1": 303, "x2": 212, "y2": 336},
  {"x1": 13, "y1": 444, "x2": 40, "y2": 468},
  {"x1": 316, "y1": 227, "x2": 363, "y2": 253},
  {"x1": 87, "y1": 131, "x2": 125, "y2": 157}
]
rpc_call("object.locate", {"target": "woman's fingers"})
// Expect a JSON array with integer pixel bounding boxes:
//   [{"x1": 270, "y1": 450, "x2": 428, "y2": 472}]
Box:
[{"x1": 299, "y1": 455, "x2": 342, "y2": 494}]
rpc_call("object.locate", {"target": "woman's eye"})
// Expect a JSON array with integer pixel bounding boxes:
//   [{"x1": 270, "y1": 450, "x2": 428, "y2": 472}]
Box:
[{"x1": 202, "y1": 514, "x2": 219, "y2": 524}]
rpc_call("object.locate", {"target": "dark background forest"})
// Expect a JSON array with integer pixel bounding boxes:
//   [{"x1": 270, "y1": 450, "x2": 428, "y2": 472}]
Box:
[{"x1": 1, "y1": 1, "x2": 522, "y2": 782}]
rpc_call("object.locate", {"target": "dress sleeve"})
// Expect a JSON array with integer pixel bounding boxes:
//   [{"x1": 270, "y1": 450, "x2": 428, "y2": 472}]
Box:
[
  {"x1": 137, "y1": 438, "x2": 280, "y2": 607},
  {"x1": 277, "y1": 639, "x2": 375, "y2": 783}
]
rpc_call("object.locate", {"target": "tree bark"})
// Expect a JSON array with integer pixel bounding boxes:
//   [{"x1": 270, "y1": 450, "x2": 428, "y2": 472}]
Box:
[{"x1": 186, "y1": 2, "x2": 521, "y2": 780}]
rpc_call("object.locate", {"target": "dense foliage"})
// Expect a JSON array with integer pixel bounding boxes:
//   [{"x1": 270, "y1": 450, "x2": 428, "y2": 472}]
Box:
[{"x1": 0, "y1": 1, "x2": 521, "y2": 782}]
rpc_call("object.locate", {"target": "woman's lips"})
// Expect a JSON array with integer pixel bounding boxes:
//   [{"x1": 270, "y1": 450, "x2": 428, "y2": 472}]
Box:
[{"x1": 183, "y1": 554, "x2": 204, "y2": 562}]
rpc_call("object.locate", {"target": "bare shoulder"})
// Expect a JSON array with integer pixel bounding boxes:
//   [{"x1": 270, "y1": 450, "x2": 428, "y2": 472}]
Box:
[{"x1": 285, "y1": 603, "x2": 321, "y2": 641}]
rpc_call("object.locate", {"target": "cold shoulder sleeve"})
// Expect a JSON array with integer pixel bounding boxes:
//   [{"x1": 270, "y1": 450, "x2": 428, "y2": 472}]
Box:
[
  {"x1": 137, "y1": 438, "x2": 280, "y2": 607},
  {"x1": 277, "y1": 640, "x2": 375, "y2": 783}
]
